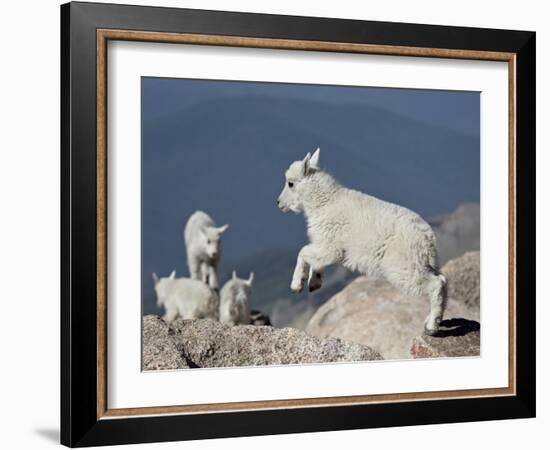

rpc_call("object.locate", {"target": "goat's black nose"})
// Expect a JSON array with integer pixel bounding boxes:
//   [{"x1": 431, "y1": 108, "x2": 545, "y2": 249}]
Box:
[{"x1": 277, "y1": 200, "x2": 280, "y2": 206}]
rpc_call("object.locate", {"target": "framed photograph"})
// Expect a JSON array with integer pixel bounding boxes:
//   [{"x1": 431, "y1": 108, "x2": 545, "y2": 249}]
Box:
[{"x1": 61, "y1": 1, "x2": 535, "y2": 447}]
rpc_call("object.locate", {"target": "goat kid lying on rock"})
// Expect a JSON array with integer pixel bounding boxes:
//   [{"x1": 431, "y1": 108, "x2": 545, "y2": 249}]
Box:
[{"x1": 277, "y1": 148, "x2": 447, "y2": 335}]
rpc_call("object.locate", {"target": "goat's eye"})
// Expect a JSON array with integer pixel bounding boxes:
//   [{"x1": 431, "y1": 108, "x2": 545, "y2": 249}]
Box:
[
  {"x1": 207, "y1": 239, "x2": 211, "y2": 244},
  {"x1": 288, "y1": 181, "x2": 294, "y2": 188}
]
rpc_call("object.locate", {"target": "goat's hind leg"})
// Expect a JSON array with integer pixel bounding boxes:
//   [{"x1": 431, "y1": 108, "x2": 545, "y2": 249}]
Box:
[{"x1": 423, "y1": 270, "x2": 447, "y2": 335}]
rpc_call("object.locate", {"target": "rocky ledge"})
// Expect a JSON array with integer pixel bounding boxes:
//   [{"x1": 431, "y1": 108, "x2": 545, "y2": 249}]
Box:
[
  {"x1": 410, "y1": 318, "x2": 480, "y2": 358},
  {"x1": 442, "y1": 251, "x2": 480, "y2": 310},
  {"x1": 143, "y1": 315, "x2": 382, "y2": 370},
  {"x1": 305, "y1": 252, "x2": 481, "y2": 360}
]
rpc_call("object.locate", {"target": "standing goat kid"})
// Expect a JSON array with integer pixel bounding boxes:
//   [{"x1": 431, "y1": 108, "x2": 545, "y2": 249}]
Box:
[
  {"x1": 277, "y1": 148, "x2": 447, "y2": 335},
  {"x1": 219, "y1": 271, "x2": 254, "y2": 326},
  {"x1": 184, "y1": 211, "x2": 228, "y2": 291}
]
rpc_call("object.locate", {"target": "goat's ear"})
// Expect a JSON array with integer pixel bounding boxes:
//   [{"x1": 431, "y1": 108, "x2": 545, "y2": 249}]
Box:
[
  {"x1": 217, "y1": 224, "x2": 229, "y2": 234},
  {"x1": 232, "y1": 270, "x2": 237, "y2": 280},
  {"x1": 303, "y1": 152, "x2": 312, "y2": 175},
  {"x1": 169, "y1": 270, "x2": 176, "y2": 280},
  {"x1": 310, "y1": 148, "x2": 320, "y2": 170},
  {"x1": 152, "y1": 272, "x2": 159, "y2": 285},
  {"x1": 247, "y1": 272, "x2": 255, "y2": 286}
]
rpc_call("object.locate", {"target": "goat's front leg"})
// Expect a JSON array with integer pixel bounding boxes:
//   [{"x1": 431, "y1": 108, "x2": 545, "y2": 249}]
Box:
[
  {"x1": 199, "y1": 261, "x2": 209, "y2": 285},
  {"x1": 207, "y1": 264, "x2": 219, "y2": 291},
  {"x1": 188, "y1": 257, "x2": 201, "y2": 280},
  {"x1": 307, "y1": 267, "x2": 324, "y2": 292},
  {"x1": 163, "y1": 306, "x2": 178, "y2": 323},
  {"x1": 291, "y1": 244, "x2": 340, "y2": 293},
  {"x1": 291, "y1": 250, "x2": 310, "y2": 293}
]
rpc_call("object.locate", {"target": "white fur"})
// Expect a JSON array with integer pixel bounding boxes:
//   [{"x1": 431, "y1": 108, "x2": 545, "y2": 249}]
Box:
[
  {"x1": 152, "y1": 270, "x2": 219, "y2": 322},
  {"x1": 277, "y1": 148, "x2": 447, "y2": 334},
  {"x1": 219, "y1": 271, "x2": 254, "y2": 326},
  {"x1": 184, "y1": 211, "x2": 228, "y2": 290}
]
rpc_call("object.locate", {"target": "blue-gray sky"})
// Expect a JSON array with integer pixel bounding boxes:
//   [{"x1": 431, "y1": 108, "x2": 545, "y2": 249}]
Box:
[
  {"x1": 143, "y1": 78, "x2": 479, "y2": 135},
  {"x1": 142, "y1": 77, "x2": 479, "y2": 313}
]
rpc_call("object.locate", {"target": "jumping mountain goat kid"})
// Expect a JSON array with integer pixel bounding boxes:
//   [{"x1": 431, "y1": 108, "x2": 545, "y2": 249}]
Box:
[
  {"x1": 184, "y1": 211, "x2": 229, "y2": 291},
  {"x1": 219, "y1": 271, "x2": 254, "y2": 326},
  {"x1": 277, "y1": 148, "x2": 447, "y2": 335},
  {"x1": 152, "y1": 270, "x2": 219, "y2": 322}
]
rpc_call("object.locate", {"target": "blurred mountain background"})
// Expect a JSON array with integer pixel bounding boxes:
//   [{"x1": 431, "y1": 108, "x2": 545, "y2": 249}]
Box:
[{"x1": 142, "y1": 78, "x2": 480, "y2": 320}]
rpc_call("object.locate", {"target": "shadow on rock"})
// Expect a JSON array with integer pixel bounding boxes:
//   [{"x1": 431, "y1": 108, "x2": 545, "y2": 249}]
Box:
[
  {"x1": 412, "y1": 317, "x2": 480, "y2": 358},
  {"x1": 432, "y1": 318, "x2": 480, "y2": 338}
]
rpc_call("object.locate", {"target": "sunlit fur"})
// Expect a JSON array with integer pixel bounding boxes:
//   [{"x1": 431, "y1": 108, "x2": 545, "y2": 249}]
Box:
[{"x1": 278, "y1": 148, "x2": 447, "y2": 334}]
